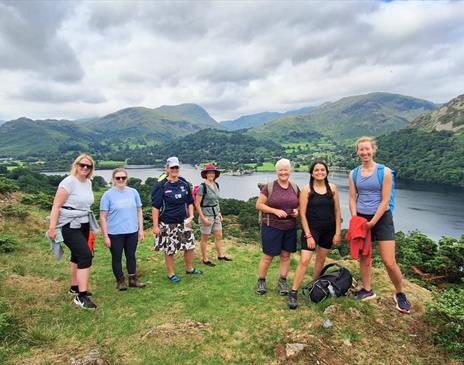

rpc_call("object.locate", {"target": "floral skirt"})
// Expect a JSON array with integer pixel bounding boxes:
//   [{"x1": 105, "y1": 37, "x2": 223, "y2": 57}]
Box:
[{"x1": 155, "y1": 222, "x2": 195, "y2": 255}]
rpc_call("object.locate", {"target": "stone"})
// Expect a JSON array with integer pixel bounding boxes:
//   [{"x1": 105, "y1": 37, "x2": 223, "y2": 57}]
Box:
[
  {"x1": 322, "y1": 319, "x2": 333, "y2": 328},
  {"x1": 285, "y1": 343, "x2": 307, "y2": 358}
]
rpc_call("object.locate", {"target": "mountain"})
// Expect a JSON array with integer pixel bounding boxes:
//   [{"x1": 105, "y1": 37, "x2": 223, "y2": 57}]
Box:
[
  {"x1": 407, "y1": 94, "x2": 464, "y2": 134},
  {"x1": 0, "y1": 118, "x2": 93, "y2": 157},
  {"x1": 221, "y1": 106, "x2": 315, "y2": 131},
  {"x1": 0, "y1": 120, "x2": 5, "y2": 126},
  {"x1": 248, "y1": 92, "x2": 438, "y2": 142},
  {"x1": 88, "y1": 103, "x2": 219, "y2": 141}
]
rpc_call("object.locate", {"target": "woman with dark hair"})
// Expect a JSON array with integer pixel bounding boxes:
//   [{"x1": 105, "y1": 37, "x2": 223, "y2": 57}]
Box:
[{"x1": 288, "y1": 161, "x2": 341, "y2": 309}]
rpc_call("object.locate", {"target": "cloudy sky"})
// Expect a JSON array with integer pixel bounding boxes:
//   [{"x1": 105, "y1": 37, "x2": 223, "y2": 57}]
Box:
[{"x1": 0, "y1": 0, "x2": 463, "y2": 122}]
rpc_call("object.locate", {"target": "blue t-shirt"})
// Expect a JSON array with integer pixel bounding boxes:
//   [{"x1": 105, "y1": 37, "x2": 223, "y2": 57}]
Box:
[
  {"x1": 100, "y1": 187, "x2": 142, "y2": 235},
  {"x1": 151, "y1": 178, "x2": 193, "y2": 224}
]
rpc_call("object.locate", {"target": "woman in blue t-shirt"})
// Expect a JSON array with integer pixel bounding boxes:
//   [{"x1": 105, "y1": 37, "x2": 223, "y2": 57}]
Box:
[
  {"x1": 151, "y1": 157, "x2": 202, "y2": 283},
  {"x1": 100, "y1": 168, "x2": 145, "y2": 290}
]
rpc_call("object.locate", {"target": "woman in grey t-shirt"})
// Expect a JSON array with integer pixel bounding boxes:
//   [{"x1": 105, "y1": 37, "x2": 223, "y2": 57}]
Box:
[
  {"x1": 47, "y1": 154, "x2": 97, "y2": 309},
  {"x1": 194, "y1": 164, "x2": 231, "y2": 267}
]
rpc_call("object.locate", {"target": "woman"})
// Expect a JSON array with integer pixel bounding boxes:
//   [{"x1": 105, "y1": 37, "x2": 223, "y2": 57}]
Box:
[
  {"x1": 195, "y1": 163, "x2": 231, "y2": 267},
  {"x1": 255, "y1": 158, "x2": 299, "y2": 295},
  {"x1": 151, "y1": 156, "x2": 202, "y2": 282},
  {"x1": 349, "y1": 136, "x2": 411, "y2": 313},
  {"x1": 100, "y1": 168, "x2": 145, "y2": 291},
  {"x1": 288, "y1": 161, "x2": 342, "y2": 309},
  {"x1": 47, "y1": 154, "x2": 98, "y2": 309}
]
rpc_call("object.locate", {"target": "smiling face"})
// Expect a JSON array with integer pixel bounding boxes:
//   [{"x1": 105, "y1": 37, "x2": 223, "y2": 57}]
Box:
[
  {"x1": 76, "y1": 157, "x2": 93, "y2": 179},
  {"x1": 113, "y1": 172, "x2": 128, "y2": 188},
  {"x1": 276, "y1": 165, "x2": 291, "y2": 182},
  {"x1": 168, "y1": 165, "x2": 180, "y2": 178},
  {"x1": 311, "y1": 163, "x2": 327, "y2": 181},
  {"x1": 206, "y1": 171, "x2": 216, "y2": 181},
  {"x1": 357, "y1": 141, "x2": 375, "y2": 163}
]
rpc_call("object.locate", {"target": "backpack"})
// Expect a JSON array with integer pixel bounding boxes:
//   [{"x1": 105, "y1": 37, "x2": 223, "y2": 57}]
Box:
[
  {"x1": 352, "y1": 163, "x2": 396, "y2": 212},
  {"x1": 257, "y1": 181, "x2": 300, "y2": 225},
  {"x1": 192, "y1": 182, "x2": 220, "y2": 207},
  {"x1": 301, "y1": 263, "x2": 353, "y2": 303}
]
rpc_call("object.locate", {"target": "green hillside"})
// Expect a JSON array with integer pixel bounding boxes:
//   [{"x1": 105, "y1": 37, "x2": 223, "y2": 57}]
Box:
[
  {"x1": 407, "y1": 94, "x2": 464, "y2": 133},
  {"x1": 248, "y1": 93, "x2": 437, "y2": 142},
  {"x1": 0, "y1": 118, "x2": 93, "y2": 157}
]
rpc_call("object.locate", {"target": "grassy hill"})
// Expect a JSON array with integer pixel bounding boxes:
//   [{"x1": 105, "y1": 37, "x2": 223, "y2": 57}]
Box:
[
  {"x1": 0, "y1": 193, "x2": 461, "y2": 365},
  {"x1": 407, "y1": 94, "x2": 464, "y2": 134},
  {"x1": 248, "y1": 93, "x2": 437, "y2": 142}
]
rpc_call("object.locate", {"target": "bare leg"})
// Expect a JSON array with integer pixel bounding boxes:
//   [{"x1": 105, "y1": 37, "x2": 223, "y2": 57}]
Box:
[
  {"x1": 200, "y1": 234, "x2": 210, "y2": 262},
  {"x1": 291, "y1": 250, "x2": 314, "y2": 290},
  {"x1": 378, "y1": 240, "x2": 404, "y2": 292},
  {"x1": 184, "y1": 249, "x2": 194, "y2": 272},
  {"x1": 279, "y1": 250, "x2": 291, "y2": 278},
  {"x1": 312, "y1": 247, "x2": 330, "y2": 280},
  {"x1": 164, "y1": 254, "x2": 175, "y2": 277},
  {"x1": 70, "y1": 262, "x2": 78, "y2": 286},
  {"x1": 258, "y1": 254, "x2": 274, "y2": 278},
  {"x1": 360, "y1": 255, "x2": 372, "y2": 290},
  {"x1": 213, "y1": 229, "x2": 224, "y2": 258},
  {"x1": 77, "y1": 268, "x2": 90, "y2": 292}
]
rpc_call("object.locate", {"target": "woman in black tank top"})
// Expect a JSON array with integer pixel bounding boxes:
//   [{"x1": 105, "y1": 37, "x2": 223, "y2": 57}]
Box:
[{"x1": 288, "y1": 161, "x2": 342, "y2": 310}]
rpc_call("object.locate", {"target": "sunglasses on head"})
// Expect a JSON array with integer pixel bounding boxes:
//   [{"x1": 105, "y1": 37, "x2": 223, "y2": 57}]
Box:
[
  {"x1": 78, "y1": 163, "x2": 93, "y2": 169},
  {"x1": 169, "y1": 166, "x2": 179, "y2": 170},
  {"x1": 114, "y1": 176, "x2": 127, "y2": 181}
]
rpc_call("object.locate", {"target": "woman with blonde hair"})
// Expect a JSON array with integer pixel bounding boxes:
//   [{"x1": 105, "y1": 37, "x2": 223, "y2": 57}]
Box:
[
  {"x1": 255, "y1": 158, "x2": 299, "y2": 295},
  {"x1": 349, "y1": 136, "x2": 411, "y2": 313},
  {"x1": 100, "y1": 168, "x2": 145, "y2": 290},
  {"x1": 47, "y1": 154, "x2": 98, "y2": 309}
]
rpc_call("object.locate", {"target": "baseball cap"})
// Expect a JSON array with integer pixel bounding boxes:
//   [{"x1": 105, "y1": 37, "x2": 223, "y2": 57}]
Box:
[{"x1": 166, "y1": 156, "x2": 180, "y2": 167}]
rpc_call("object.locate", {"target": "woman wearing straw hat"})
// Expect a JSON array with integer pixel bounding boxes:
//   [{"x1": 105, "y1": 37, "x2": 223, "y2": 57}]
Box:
[{"x1": 195, "y1": 163, "x2": 232, "y2": 267}]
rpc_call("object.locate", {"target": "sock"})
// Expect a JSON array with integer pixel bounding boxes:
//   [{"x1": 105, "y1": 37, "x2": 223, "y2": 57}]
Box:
[
  {"x1": 258, "y1": 277, "x2": 266, "y2": 282},
  {"x1": 289, "y1": 289, "x2": 298, "y2": 297},
  {"x1": 70, "y1": 285, "x2": 78, "y2": 292},
  {"x1": 78, "y1": 291, "x2": 87, "y2": 298},
  {"x1": 280, "y1": 276, "x2": 287, "y2": 281}
]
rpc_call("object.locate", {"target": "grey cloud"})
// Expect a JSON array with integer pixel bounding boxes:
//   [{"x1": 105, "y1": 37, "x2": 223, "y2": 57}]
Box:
[
  {"x1": 0, "y1": 1, "x2": 83, "y2": 82},
  {"x1": 10, "y1": 85, "x2": 106, "y2": 104}
]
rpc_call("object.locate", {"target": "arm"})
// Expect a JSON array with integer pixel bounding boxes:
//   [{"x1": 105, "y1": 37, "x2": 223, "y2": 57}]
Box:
[
  {"x1": 151, "y1": 184, "x2": 162, "y2": 236},
  {"x1": 194, "y1": 192, "x2": 211, "y2": 225},
  {"x1": 47, "y1": 187, "x2": 69, "y2": 240},
  {"x1": 331, "y1": 183, "x2": 342, "y2": 245},
  {"x1": 99, "y1": 211, "x2": 111, "y2": 247},
  {"x1": 137, "y1": 207, "x2": 144, "y2": 241},
  {"x1": 299, "y1": 185, "x2": 316, "y2": 249},
  {"x1": 367, "y1": 168, "x2": 392, "y2": 229},
  {"x1": 256, "y1": 193, "x2": 288, "y2": 218},
  {"x1": 349, "y1": 171, "x2": 357, "y2": 217},
  {"x1": 152, "y1": 208, "x2": 160, "y2": 236},
  {"x1": 185, "y1": 203, "x2": 194, "y2": 227}
]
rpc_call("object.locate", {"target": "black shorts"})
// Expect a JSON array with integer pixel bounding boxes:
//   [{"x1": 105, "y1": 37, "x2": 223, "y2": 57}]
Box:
[
  {"x1": 301, "y1": 224, "x2": 335, "y2": 251},
  {"x1": 261, "y1": 225, "x2": 297, "y2": 257},
  {"x1": 357, "y1": 210, "x2": 395, "y2": 241}
]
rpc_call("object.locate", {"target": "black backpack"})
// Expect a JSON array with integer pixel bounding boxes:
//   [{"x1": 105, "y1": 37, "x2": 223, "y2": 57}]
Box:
[{"x1": 301, "y1": 263, "x2": 353, "y2": 303}]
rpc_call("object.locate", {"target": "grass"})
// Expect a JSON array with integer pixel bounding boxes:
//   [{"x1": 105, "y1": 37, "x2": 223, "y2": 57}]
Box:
[
  {"x1": 97, "y1": 160, "x2": 127, "y2": 168},
  {"x1": 0, "y1": 202, "x2": 461, "y2": 364}
]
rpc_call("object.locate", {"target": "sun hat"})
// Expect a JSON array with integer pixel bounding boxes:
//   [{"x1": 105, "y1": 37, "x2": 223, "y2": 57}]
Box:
[
  {"x1": 166, "y1": 156, "x2": 180, "y2": 167},
  {"x1": 201, "y1": 163, "x2": 220, "y2": 179}
]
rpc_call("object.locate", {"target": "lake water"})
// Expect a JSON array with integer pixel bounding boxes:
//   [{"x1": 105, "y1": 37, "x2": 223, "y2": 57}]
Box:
[{"x1": 46, "y1": 165, "x2": 464, "y2": 241}]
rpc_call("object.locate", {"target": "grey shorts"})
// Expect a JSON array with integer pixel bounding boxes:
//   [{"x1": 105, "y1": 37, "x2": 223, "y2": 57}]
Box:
[
  {"x1": 357, "y1": 210, "x2": 395, "y2": 241},
  {"x1": 199, "y1": 216, "x2": 222, "y2": 235}
]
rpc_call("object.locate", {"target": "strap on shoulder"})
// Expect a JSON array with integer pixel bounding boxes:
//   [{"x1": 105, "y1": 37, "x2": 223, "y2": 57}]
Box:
[
  {"x1": 352, "y1": 166, "x2": 361, "y2": 191},
  {"x1": 267, "y1": 181, "x2": 274, "y2": 199},
  {"x1": 376, "y1": 163, "x2": 385, "y2": 187}
]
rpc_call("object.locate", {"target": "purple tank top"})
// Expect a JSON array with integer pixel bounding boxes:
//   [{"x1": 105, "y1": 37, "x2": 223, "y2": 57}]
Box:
[{"x1": 355, "y1": 165, "x2": 381, "y2": 215}]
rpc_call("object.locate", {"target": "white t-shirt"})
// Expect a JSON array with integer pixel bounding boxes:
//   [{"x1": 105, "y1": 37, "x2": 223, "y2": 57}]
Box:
[{"x1": 59, "y1": 175, "x2": 94, "y2": 221}]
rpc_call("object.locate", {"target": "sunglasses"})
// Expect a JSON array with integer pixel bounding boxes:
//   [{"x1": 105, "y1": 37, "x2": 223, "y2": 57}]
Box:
[
  {"x1": 78, "y1": 163, "x2": 93, "y2": 169},
  {"x1": 169, "y1": 166, "x2": 179, "y2": 170},
  {"x1": 114, "y1": 176, "x2": 127, "y2": 181}
]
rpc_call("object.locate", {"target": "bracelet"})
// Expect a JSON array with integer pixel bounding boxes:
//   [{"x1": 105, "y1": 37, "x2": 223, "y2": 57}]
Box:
[{"x1": 304, "y1": 233, "x2": 313, "y2": 239}]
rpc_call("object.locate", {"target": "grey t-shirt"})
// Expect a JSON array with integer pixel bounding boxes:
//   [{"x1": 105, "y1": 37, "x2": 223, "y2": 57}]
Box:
[
  {"x1": 59, "y1": 175, "x2": 94, "y2": 222},
  {"x1": 197, "y1": 182, "x2": 220, "y2": 217}
]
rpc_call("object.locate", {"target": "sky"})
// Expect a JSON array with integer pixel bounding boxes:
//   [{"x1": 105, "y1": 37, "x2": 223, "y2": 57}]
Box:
[{"x1": 0, "y1": 0, "x2": 463, "y2": 122}]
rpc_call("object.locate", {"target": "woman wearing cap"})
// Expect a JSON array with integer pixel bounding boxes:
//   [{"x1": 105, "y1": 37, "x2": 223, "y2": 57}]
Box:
[
  {"x1": 100, "y1": 168, "x2": 145, "y2": 291},
  {"x1": 255, "y1": 158, "x2": 299, "y2": 296},
  {"x1": 47, "y1": 154, "x2": 98, "y2": 309},
  {"x1": 195, "y1": 163, "x2": 231, "y2": 267},
  {"x1": 151, "y1": 157, "x2": 202, "y2": 282}
]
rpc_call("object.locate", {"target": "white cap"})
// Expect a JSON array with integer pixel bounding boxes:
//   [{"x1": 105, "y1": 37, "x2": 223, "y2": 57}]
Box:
[{"x1": 166, "y1": 156, "x2": 180, "y2": 167}]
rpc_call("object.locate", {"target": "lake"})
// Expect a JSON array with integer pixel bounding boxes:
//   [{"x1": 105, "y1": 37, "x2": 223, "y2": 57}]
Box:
[{"x1": 46, "y1": 165, "x2": 464, "y2": 241}]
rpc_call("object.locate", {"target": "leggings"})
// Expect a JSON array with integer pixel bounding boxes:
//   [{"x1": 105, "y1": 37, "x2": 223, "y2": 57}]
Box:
[
  {"x1": 61, "y1": 223, "x2": 92, "y2": 269},
  {"x1": 108, "y1": 232, "x2": 139, "y2": 279}
]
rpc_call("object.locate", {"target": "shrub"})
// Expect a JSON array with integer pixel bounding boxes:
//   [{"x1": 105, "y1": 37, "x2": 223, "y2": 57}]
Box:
[
  {"x1": 0, "y1": 177, "x2": 18, "y2": 194},
  {"x1": 0, "y1": 235, "x2": 18, "y2": 253},
  {"x1": 21, "y1": 192, "x2": 54, "y2": 210},
  {"x1": 426, "y1": 289, "x2": 464, "y2": 358},
  {"x1": 4, "y1": 204, "x2": 29, "y2": 219},
  {"x1": 0, "y1": 299, "x2": 20, "y2": 343}
]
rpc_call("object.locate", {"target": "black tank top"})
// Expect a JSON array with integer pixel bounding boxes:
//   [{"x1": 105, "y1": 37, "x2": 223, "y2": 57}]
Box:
[{"x1": 307, "y1": 190, "x2": 335, "y2": 227}]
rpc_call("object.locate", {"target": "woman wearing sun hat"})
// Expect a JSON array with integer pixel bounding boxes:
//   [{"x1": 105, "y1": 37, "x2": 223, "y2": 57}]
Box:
[{"x1": 195, "y1": 163, "x2": 231, "y2": 267}]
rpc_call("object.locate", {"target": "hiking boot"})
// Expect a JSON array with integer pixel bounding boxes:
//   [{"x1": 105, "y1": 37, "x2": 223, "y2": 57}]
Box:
[
  {"x1": 277, "y1": 277, "x2": 289, "y2": 296},
  {"x1": 393, "y1": 292, "x2": 411, "y2": 314},
  {"x1": 129, "y1": 275, "x2": 146, "y2": 288},
  {"x1": 73, "y1": 295, "x2": 97, "y2": 309},
  {"x1": 202, "y1": 260, "x2": 216, "y2": 267},
  {"x1": 116, "y1": 277, "x2": 127, "y2": 291},
  {"x1": 288, "y1": 290, "x2": 298, "y2": 310},
  {"x1": 355, "y1": 288, "x2": 376, "y2": 301},
  {"x1": 255, "y1": 278, "x2": 267, "y2": 295}
]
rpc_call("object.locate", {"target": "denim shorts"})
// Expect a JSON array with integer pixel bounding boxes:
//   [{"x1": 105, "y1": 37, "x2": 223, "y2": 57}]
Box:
[{"x1": 261, "y1": 225, "x2": 297, "y2": 257}]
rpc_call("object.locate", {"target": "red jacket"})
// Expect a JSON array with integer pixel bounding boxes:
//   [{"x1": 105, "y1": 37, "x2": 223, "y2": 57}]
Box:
[{"x1": 346, "y1": 216, "x2": 372, "y2": 266}]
